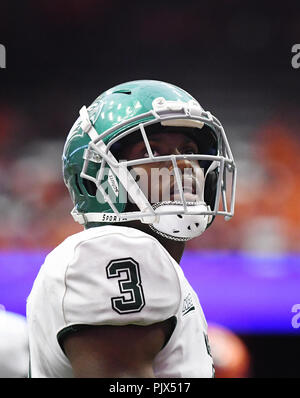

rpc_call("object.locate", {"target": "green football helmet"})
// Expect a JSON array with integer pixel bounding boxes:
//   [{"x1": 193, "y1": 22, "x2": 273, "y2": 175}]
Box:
[{"x1": 62, "y1": 80, "x2": 236, "y2": 241}]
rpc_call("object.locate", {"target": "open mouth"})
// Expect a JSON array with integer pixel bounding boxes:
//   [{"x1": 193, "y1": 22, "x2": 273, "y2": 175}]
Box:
[
  {"x1": 170, "y1": 192, "x2": 199, "y2": 202},
  {"x1": 169, "y1": 178, "x2": 201, "y2": 201},
  {"x1": 170, "y1": 178, "x2": 197, "y2": 196}
]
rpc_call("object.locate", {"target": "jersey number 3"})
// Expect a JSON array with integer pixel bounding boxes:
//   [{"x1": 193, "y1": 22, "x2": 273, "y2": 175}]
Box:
[{"x1": 106, "y1": 258, "x2": 145, "y2": 314}]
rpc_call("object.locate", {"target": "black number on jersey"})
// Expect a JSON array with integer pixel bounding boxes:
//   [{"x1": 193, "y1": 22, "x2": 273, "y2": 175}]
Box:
[{"x1": 106, "y1": 258, "x2": 145, "y2": 314}]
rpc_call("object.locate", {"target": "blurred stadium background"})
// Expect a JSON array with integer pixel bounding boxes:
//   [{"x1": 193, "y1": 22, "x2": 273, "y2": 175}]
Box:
[{"x1": 0, "y1": 0, "x2": 300, "y2": 377}]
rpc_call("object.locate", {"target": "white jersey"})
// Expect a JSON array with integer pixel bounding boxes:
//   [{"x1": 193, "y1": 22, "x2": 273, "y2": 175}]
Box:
[{"x1": 27, "y1": 226, "x2": 214, "y2": 378}]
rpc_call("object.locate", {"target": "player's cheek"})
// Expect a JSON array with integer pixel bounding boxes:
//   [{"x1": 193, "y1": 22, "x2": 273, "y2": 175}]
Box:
[{"x1": 131, "y1": 165, "x2": 152, "y2": 200}]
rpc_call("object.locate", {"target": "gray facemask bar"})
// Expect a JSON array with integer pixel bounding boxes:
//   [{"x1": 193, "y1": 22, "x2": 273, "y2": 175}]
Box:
[{"x1": 74, "y1": 99, "x2": 236, "y2": 225}]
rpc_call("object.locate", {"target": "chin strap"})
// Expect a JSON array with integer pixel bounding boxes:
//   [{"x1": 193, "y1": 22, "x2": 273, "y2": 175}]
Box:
[
  {"x1": 149, "y1": 201, "x2": 212, "y2": 241},
  {"x1": 71, "y1": 201, "x2": 212, "y2": 241},
  {"x1": 71, "y1": 207, "x2": 157, "y2": 225}
]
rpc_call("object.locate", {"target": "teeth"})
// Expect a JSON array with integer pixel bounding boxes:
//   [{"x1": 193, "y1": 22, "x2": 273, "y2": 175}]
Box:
[
  {"x1": 172, "y1": 193, "x2": 199, "y2": 202},
  {"x1": 172, "y1": 179, "x2": 196, "y2": 195},
  {"x1": 173, "y1": 187, "x2": 193, "y2": 194},
  {"x1": 173, "y1": 183, "x2": 195, "y2": 193}
]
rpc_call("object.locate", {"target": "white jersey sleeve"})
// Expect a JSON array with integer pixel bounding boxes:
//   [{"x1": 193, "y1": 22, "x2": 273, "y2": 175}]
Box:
[{"x1": 57, "y1": 228, "x2": 181, "y2": 341}]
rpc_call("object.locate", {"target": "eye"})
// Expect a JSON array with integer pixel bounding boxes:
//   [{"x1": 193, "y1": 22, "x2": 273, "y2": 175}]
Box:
[
  {"x1": 183, "y1": 147, "x2": 197, "y2": 155},
  {"x1": 181, "y1": 143, "x2": 198, "y2": 155},
  {"x1": 143, "y1": 149, "x2": 160, "y2": 158}
]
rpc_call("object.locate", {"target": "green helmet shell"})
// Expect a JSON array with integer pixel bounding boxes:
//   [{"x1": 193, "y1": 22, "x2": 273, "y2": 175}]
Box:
[{"x1": 62, "y1": 80, "x2": 198, "y2": 222}]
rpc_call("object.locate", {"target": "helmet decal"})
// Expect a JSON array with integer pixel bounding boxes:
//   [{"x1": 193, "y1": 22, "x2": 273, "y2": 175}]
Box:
[{"x1": 87, "y1": 97, "x2": 104, "y2": 125}]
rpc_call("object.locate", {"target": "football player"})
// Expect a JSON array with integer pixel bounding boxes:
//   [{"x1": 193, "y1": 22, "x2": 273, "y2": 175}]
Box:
[{"x1": 27, "y1": 80, "x2": 236, "y2": 377}]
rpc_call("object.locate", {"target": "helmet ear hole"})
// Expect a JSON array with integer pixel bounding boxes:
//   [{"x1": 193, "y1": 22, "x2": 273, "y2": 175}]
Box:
[
  {"x1": 82, "y1": 178, "x2": 97, "y2": 196},
  {"x1": 75, "y1": 174, "x2": 84, "y2": 196}
]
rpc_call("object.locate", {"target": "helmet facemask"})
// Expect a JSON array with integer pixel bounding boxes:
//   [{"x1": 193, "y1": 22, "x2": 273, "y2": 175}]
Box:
[{"x1": 71, "y1": 97, "x2": 237, "y2": 241}]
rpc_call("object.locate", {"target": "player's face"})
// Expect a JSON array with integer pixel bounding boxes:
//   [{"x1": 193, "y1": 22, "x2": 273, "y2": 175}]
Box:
[{"x1": 120, "y1": 131, "x2": 205, "y2": 204}]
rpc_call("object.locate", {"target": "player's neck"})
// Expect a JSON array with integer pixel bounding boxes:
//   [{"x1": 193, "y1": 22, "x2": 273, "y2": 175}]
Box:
[
  {"x1": 150, "y1": 231, "x2": 186, "y2": 264},
  {"x1": 120, "y1": 221, "x2": 186, "y2": 264}
]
